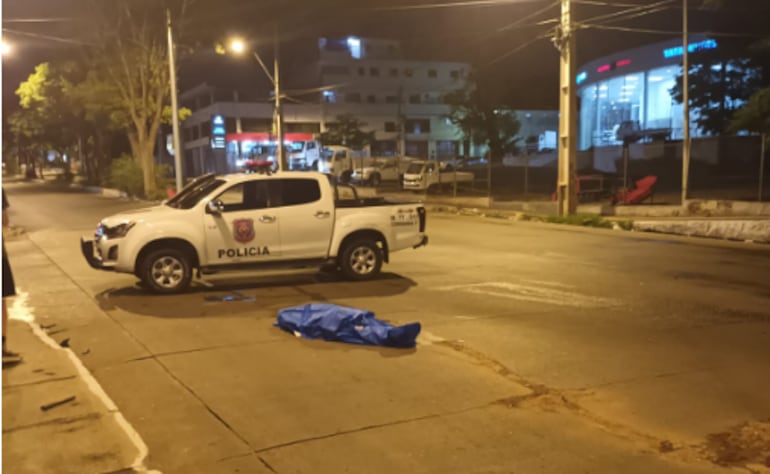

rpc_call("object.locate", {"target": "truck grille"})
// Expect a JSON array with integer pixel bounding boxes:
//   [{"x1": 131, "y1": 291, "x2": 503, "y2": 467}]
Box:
[{"x1": 417, "y1": 206, "x2": 426, "y2": 232}]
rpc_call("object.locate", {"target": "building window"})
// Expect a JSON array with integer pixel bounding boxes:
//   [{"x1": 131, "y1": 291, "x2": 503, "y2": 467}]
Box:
[
  {"x1": 358, "y1": 67, "x2": 366, "y2": 76},
  {"x1": 385, "y1": 96, "x2": 398, "y2": 104},
  {"x1": 390, "y1": 68, "x2": 398, "y2": 77},
  {"x1": 405, "y1": 119, "x2": 431, "y2": 134},
  {"x1": 367, "y1": 95, "x2": 377, "y2": 104},
  {"x1": 384, "y1": 122, "x2": 397, "y2": 132},
  {"x1": 409, "y1": 94, "x2": 421, "y2": 104},
  {"x1": 345, "y1": 93, "x2": 362, "y2": 103},
  {"x1": 428, "y1": 69, "x2": 437, "y2": 78},
  {"x1": 370, "y1": 67, "x2": 379, "y2": 76},
  {"x1": 450, "y1": 70, "x2": 460, "y2": 79},
  {"x1": 404, "y1": 68, "x2": 413, "y2": 77},
  {"x1": 323, "y1": 90, "x2": 337, "y2": 103}
]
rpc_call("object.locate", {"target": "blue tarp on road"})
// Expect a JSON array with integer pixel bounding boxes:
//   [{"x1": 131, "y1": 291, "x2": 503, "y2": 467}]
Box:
[{"x1": 276, "y1": 304, "x2": 421, "y2": 348}]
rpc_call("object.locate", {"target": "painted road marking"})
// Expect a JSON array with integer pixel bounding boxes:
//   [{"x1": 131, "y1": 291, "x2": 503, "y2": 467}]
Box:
[{"x1": 435, "y1": 281, "x2": 620, "y2": 308}]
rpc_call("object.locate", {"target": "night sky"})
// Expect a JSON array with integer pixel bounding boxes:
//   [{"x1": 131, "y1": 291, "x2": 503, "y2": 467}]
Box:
[{"x1": 2, "y1": 0, "x2": 768, "y2": 116}]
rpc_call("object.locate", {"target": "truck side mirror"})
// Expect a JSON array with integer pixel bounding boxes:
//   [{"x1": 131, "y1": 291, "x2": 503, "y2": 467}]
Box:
[{"x1": 206, "y1": 200, "x2": 224, "y2": 215}]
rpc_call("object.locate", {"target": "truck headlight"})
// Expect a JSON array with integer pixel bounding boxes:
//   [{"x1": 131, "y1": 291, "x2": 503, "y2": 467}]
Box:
[{"x1": 102, "y1": 222, "x2": 135, "y2": 239}]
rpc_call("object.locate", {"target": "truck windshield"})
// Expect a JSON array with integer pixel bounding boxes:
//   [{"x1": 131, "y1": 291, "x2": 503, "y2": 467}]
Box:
[
  {"x1": 165, "y1": 177, "x2": 225, "y2": 209},
  {"x1": 406, "y1": 163, "x2": 424, "y2": 174}
]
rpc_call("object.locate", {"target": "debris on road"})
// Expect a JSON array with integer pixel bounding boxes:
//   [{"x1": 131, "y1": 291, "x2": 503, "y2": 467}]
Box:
[
  {"x1": 59, "y1": 338, "x2": 70, "y2": 348},
  {"x1": 659, "y1": 440, "x2": 675, "y2": 453},
  {"x1": 40, "y1": 396, "x2": 76, "y2": 412},
  {"x1": 204, "y1": 291, "x2": 256, "y2": 302},
  {"x1": 276, "y1": 303, "x2": 421, "y2": 348}
]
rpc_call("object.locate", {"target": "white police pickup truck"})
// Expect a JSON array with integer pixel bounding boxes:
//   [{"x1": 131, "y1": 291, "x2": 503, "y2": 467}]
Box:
[{"x1": 81, "y1": 172, "x2": 428, "y2": 293}]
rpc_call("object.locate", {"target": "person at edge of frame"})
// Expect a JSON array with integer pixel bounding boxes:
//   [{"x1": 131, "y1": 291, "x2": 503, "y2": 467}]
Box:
[{"x1": 3, "y1": 188, "x2": 21, "y2": 361}]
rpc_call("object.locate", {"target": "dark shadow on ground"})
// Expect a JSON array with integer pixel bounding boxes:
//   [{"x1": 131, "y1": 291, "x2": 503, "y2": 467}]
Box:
[{"x1": 95, "y1": 271, "x2": 418, "y2": 319}]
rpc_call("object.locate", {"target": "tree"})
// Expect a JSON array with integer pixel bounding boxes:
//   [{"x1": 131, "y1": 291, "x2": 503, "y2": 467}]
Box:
[
  {"x1": 86, "y1": 0, "x2": 192, "y2": 196},
  {"x1": 11, "y1": 62, "x2": 84, "y2": 177},
  {"x1": 730, "y1": 87, "x2": 770, "y2": 135},
  {"x1": 443, "y1": 74, "x2": 521, "y2": 162},
  {"x1": 670, "y1": 46, "x2": 764, "y2": 135},
  {"x1": 318, "y1": 114, "x2": 375, "y2": 150}
]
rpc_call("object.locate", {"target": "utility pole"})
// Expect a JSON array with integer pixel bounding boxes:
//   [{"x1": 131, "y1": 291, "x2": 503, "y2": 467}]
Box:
[
  {"x1": 273, "y1": 23, "x2": 286, "y2": 172},
  {"x1": 681, "y1": 0, "x2": 691, "y2": 205},
  {"x1": 166, "y1": 9, "x2": 183, "y2": 192},
  {"x1": 556, "y1": 0, "x2": 578, "y2": 215}
]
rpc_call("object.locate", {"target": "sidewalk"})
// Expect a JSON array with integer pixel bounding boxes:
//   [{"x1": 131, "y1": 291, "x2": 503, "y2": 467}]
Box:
[
  {"x1": 2, "y1": 233, "x2": 154, "y2": 473},
  {"x1": 382, "y1": 192, "x2": 770, "y2": 244}
]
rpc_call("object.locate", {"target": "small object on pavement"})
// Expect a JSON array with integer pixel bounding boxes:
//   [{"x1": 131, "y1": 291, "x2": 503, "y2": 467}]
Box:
[
  {"x1": 82, "y1": 349, "x2": 90, "y2": 355},
  {"x1": 276, "y1": 303, "x2": 421, "y2": 348},
  {"x1": 40, "y1": 323, "x2": 57, "y2": 330},
  {"x1": 59, "y1": 338, "x2": 70, "y2": 348},
  {"x1": 204, "y1": 291, "x2": 256, "y2": 302},
  {"x1": 659, "y1": 440, "x2": 675, "y2": 453},
  {"x1": 40, "y1": 396, "x2": 76, "y2": 412}
]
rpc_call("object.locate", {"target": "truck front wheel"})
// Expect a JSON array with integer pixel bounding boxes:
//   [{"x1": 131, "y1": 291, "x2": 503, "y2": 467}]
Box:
[
  {"x1": 139, "y1": 248, "x2": 193, "y2": 294},
  {"x1": 339, "y1": 240, "x2": 383, "y2": 281}
]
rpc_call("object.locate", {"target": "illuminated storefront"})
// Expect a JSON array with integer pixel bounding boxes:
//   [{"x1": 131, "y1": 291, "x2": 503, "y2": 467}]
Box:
[{"x1": 577, "y1": 37, "x2": 721, "y2": 150}]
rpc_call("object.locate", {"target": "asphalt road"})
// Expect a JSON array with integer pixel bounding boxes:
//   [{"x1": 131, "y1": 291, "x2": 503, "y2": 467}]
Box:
[{"x1": 4, "y1": 181, "x2": 770, "y2": 474}]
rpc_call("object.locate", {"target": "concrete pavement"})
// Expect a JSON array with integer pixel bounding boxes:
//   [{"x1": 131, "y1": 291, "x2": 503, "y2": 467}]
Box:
[
  {"x1": 3, "y1": 181, "x2": 769, "y2": 473},
  {"x1": 2, "y1": 312, "x2": 152, "y2": 474}
]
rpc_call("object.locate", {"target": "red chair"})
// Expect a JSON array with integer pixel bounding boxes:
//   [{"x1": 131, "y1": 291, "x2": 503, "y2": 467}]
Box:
[
  {"x1": 166, "y1": 187, "x2": 177, "y2": 199},
  {"x1": 612, "y1": 175, "x2": 657, "y2": 205}
]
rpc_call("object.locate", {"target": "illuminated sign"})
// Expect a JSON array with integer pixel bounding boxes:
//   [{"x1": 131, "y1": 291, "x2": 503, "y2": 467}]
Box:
[
  {"x1": 211, "y1": 114, "x2": 226, "y2": 149},
  {"x1": 616, "y1": 59, "x2": 631, "y2": 67},
  {"x1": 663, "y1": 39, "x2": 717, "y2": 58},
  {"x1": 597, "y1": 64, "x2": 611, "y2": 73},
  {"x1": 576, "y1": 71, "x2": 587, "y2": 84}
]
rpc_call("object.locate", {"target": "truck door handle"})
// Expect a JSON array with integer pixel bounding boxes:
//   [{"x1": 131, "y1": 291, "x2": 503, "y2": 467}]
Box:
[
  {"x1": 259, "y1": 215, "x2": 276, "y2": 223},
  {"x1": 314, "y1": 211, "x2": 331, "y2": 218}
]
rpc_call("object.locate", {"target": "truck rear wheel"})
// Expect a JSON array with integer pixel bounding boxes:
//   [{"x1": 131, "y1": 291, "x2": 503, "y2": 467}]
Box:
[
  {"x1": 140, "y1": 248, "x2": 192, "y2": 294},
  {"x1": 339, "y1": 240, "x2": 383, "y2": 281}
]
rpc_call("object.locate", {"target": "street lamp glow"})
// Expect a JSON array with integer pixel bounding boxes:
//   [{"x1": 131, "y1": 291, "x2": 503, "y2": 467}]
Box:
[
  {"x1": 229, "y1": 38, "x2": 246, "y2": 55},
  {"x1": 2, "y1": 41, "x2": 11, "y2": 56}
]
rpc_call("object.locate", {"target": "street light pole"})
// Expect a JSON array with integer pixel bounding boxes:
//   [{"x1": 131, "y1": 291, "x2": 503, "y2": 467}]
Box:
[
  {"x1": 166, "y1": 9, "x2": 183, "y2": 192},
  {"x1": 273, "y1": 24, "x2": 286, "y2": 172},
  {"x1": 556, "y1": 0, "x2": 578, "y2": 216},
  {"x1": 681, "y1": 0, "x2": 691, "y2": 205}
]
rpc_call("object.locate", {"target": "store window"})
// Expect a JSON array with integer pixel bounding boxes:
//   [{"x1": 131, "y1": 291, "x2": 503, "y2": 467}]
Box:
[
  {"x1": 645, "y1": 66, "x2": 678, "y2": 132},
  {"x1": 592, "y1": 72, "x2": 645, "y2": 147},
  {"x1": 579, "y1": 85, "x2": 597, "y2": 150}
]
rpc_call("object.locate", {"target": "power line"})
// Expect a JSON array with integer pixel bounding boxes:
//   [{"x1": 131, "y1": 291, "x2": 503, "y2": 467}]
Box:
[
  {"x1": 587, "y1": 5, "x2": 672, "y2": 24},
  {"x1": 577, "y1": 0, "x2": 675, "y2": 24},
  {"x1": 573, "y1": 0, "x2": 657, "y2": 7},
  {"x1": 373, "y1": 0, "x2": 549, "y2": 11},
  {"x1": 485, "y1": 30, "x2": 554, "y2": 66},
  {"x1": 496, "y1": 0, "x2": 560, "y2": 33},
  {"x1": 2, "y1": 18, "x2": 80, "y2": 23},
  {"x1": 576, "y1": 23, "x2": 759, "y2": 37},
  {"x1": 1, "y1": 28, "x2": 94, "y2": 46}
]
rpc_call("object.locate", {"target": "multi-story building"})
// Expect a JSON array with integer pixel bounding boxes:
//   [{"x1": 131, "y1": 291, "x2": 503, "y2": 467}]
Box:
[{"x1": 179, "y1": 36, "x2": 478, "y2": 176}]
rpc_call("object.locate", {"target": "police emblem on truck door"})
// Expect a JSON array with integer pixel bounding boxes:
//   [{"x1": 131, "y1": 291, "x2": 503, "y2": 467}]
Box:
[{"x1": 233, "y1": 219, "x2": 255, "y2": 243}]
